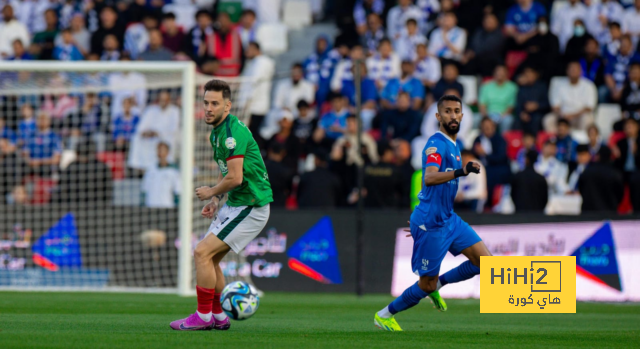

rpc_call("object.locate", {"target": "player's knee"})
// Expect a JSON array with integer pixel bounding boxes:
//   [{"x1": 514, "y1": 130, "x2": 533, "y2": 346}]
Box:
[
  {"x1": 194, "y1": 243, "x2": 213, "y2": 263},
  {"x1": 418, "y1": 278, "x2": 438, "y2": 293}
]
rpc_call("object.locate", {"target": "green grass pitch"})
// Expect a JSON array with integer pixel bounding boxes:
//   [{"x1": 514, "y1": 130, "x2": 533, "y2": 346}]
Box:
[{"x1": 1, "y1": 292, "x2": 638, "y2": 348}]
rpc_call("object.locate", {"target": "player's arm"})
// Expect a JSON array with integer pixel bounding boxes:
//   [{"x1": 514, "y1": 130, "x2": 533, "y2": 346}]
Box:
[
  {"x1": 196, "y1": 158, "x2": 244, "y2": 201},
  {"x1": 424, "y1": 153, "x2": 480, "y2": 186}
]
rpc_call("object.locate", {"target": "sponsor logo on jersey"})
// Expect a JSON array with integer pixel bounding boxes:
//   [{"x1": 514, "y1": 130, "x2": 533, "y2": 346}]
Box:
[
  {"x1": 225, "y1": 137, "x2": 236, "y2": 149},
  {"x1": 425, "y1": 147, "x2": 437, "y2": 155}
]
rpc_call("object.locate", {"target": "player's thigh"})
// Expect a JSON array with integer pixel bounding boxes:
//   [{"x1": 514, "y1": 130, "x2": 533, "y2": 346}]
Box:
[
  {"x1": 448, "y1": 215, "x2": 483, "y2": 259},
  {"x1": 210, "y1": 204, "x2": 270, "y2": 254},
  {"x1": 411, "y1": 224, "x2": 449, "y2": 277},
  {"x1": 460, "y1": 241, "x2": 492, "y2": 267},
  {"x1": 195, "y1": 232, "x2": 231, "y2": 261}
]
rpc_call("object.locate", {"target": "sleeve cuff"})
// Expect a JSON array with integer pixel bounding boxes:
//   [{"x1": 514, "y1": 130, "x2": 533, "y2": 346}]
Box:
[{"x1": 226, "y1": 155, "x2": 244, "y2": 161}]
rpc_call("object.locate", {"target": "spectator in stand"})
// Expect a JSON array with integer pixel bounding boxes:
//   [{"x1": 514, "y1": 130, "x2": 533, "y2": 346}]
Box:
[
  {"x1": 297, "y1": 149, "x2": 341, "y2": 208},
  {"x1": 605, "y1": 35, "x2": 640, "y2": 102},
  {"x1": 414, "y1": 43, "x2": 441, "y2": 93},
  {"x1": 604, "y1": 22, "x2": 624, "y2": 57},
  {"x1": 273, "y1": 63, "x2": 316, "y2": 114},
  {"x1": 266, "y1": 111, "x2": 301, "y2": 175},
  {"x1": 304, "y1": 34, "x2": 341, "y2": 107},
  {"x1": 479, "y1": 65, "x2": 518, "y2": 132},
  {"x1": 455, "y1": 150, "x2": 488, "y2": 213},
  {"x1": 514, "y1": 66, "x2": 550, "y2": 135},
  {"x1": 622, "y1": 0, "x2": 640, "y2": 41},
  {"x1": 614, "y1": 117, "x2": 640, "y2": 183},
  {"x1": 183, "y1": 9, "x2": 213, "y2": 65},
  {"x1": 361, "y1": 13, "x2": 385, "y2": 54},
  {"x1": 18, "y1": 104, "x2": 36, "y2": 146},
  {"x1": 32, "y1": 9, "x2": 59, "y2": 60},
  {"x1": 128, "y1": 90, "x2": 180, "y2": 172},
  {"x1": 567, "y1": 144, "x2": 591, "y2": 193},
  {"x1": 0, "y1": 117, "x2": 16, "y2": 146},
  {"x1": 564, "y1": 19, "x2": 594, "y2": 64},
  {"x1": 54, "y1": 13, "x2": 90, "y2": 57},
  {"x1": 387, "y1": 0, "x2": 424, "y2": 41},
  {"x1": 395, "y1": 18, "x2": 427, "y2": 61},
  {"x1": 620, "y1": 62, "x2": 640, "y2": 121},
  {"x1": 504, "y1": 0, "x2": 547, "y2": 49},
  {"x1": 535, "y1": 139, "x2": 569, "y2": 195},
  {"x1": 90, "y1": 6, "x2": 125, "y2": 56},
  {"x1": 22, "y1": 112, "x2": 62, "y2": 177},
  {"x1": 521, "y1": 16, "x2": 562, "y2": 80},
  {"x1": 361, "y1": 141, "x2": 404, "y2": 208},
  {"x1": 428, "y1": 11, "x2": 466, "y2": 64},
  {"x1": 340, "y1": 61, "x2": 378, "y2": 130},
  {"x1": 264, "y1": 142, "x2": 294, "y2": 208},
  {"x1": 124, "y1": 13, "x2": 159, "y2": 60},
  {"x1": 461, "y1": 13, "x2": 505, "y2": 78},
  {"x1": 579, "y1": 146, "x2": 624, "y2": 212},
  {"x1": 53, "y1": 139, "x2": 112, "y2": 204},
  {"x1": 431, "y1": 63, "x2": 464, "y2": 102},
  {"x1": 7, "y1": 39, "x2": 32, "y2": 60},
  {"x1": 53, "y1": 28, "x2": 84, "y2": 61},
  {"x1": 546, "y1": 61, "x2": 597, "y2": 132},
  {"x1": 379, "y1": 92, "x2": 422, "y2": 142},
  {"x1": 161, "y1": 13, "x2": 184, "y2": 54},
  {"x1": 0, "y1": 121, "x2": 25, "y2": 203},
  {"x1": 317, "y1": 93, "x2": 349, "y2": 143},
  {"x1": 577, "y1": 38, "x2": 606, "y2": 91},
  {"x1": 206, "y1": 12, "x2": 244, "y2": 77},
  {"x1": 292, "y1": 100, "x2": 318, "y2": 152},
  {"x1": 139, "y1": 29, "x2": 173, "y2": 61},
  {"x1": 365, "y1": 39, "x2": 401, "y2": 90},
  {"x1": 380, "y1": 60, "x2": 424, "y2": 110},
  {"x1": 240, "y1": 42, "x2": 274, "y2": 149},
  {"x1": 556, "y1": 118, "x2": 579, "y2": 164},
  {"x1": 108, "y1": 65, "x2": 147, "y2": 125},
  {"x1": 587, "y1": 0, "x2": 624, "y2": 45},
  {"x1": 141, "y1": 142, "x2": 181, "y2": 208},
  {"x1": 586, "y1": 124, "x2": 606, "y2": 158},
  {"x1": 100, "y1": 34, "x2": 121, "y2": 61},
  {"x1": 551, "y1": 0, "x2": 588, "y2": 52},
  {"x1": 112, "y1": 97, "x2": 140, "y2": 152},
  {"x1": 77, "y1": 93, "x2": 107, "y2": 150},
  {"x1": 511, "y1": 149, "x2": 548, "y2": 212},
  {"x1": 332, "y1": 44, "x2": 366, "y2": 92},
  {"x1": 354, "y1": 0, "x2": 385, "y2": 35},
  {"x1": 0, "y1": 5, "x2": 30, "y2": 59},
  {"x1": 473, "y1": 117, "x2": 512, "y2": 205},
  {"x1": 515, "y1": 131, "x2": 538, "y2": 171},
  {"x1": 236, "y1": 9, "x2": 258, "y2": 51}
]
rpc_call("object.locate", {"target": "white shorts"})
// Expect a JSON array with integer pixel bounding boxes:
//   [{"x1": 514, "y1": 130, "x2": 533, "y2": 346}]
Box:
[{"x1": 206, "y1": 204, "x2": 270, "y2": 253}]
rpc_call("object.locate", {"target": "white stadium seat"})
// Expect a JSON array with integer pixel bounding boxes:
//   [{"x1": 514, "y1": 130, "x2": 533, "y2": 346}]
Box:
[
  {"x1": 256, "y1": 23, "x2": 289, "y2": 55},
  {"x1": 458, "y1": 75, "x2": 478, "y2": 106},
  {"x1": 595, "y1": 104, "x2": 622, "y2": 141},
  {"x1": 282, "y1": 0, "x2": 312, "y2": 30}
]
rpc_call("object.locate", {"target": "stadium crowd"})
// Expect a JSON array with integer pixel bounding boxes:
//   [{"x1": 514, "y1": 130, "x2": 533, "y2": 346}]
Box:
[{"x1": 0, "y1": 0, "x2": 639, "y2": 214}]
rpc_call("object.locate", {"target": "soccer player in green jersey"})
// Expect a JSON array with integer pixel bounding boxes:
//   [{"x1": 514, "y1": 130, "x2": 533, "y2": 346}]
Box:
[{"x1": 170, "y1": 79, "x2": 273, "y2": 331}]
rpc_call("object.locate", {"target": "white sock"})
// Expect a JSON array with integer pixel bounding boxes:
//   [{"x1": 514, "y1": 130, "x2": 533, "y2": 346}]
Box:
[
  {"x1": 436, "y1": 279, "x2": 442, "y2": 291},
  {"x1": 377, "y1": 306, "x2": 392, "y2": 319},
  {"x1": 197, "y1": 311, "x2": 212, "y2": 322},
  {"x1": 213, "y1": 312, "x2": 227, "y2": 321}
]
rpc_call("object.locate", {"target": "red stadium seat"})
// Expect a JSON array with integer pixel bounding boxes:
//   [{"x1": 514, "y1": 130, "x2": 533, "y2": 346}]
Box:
[
  {"x1": 30, "y1": 177, "x2": 56, "y2": 204},
  {"x1": 505, "y1": 51, "x2": 528, "y2": 79},
  {"x1": 503, "y1": 130, "x2": 523, "y2": 160},
  {"x1": 96, "y1": 151, "x2": 126, "y2": 180},
  {"x1": 536, "y1": 131, "x2": 554, "y2": 150},
  {"x1": 618, "y1": 186, "x2": 633, "y2": 214},
  {"x1": 608, "y1": 131, "x2": 625, "y2": 149}
]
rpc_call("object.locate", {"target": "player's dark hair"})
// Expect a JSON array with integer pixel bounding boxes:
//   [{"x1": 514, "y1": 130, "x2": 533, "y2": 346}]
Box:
[
  {"x1": 204, "y1": 79, "x2": 231, "y2": 100},
  {"x1": 437, "y1": 94, "x2": 462, "y2": 110},
  {"x1": 557, "y1": 118, "x2": 571, "y2": 127}
]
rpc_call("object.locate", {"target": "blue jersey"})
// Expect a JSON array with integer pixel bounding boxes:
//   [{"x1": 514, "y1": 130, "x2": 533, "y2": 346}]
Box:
[
  {"x1": 413, "y1": 131, "x2": 463, "y2": 229},
  {"x1": 505, "y1": 2, "x2": 547, "y2": 33}
]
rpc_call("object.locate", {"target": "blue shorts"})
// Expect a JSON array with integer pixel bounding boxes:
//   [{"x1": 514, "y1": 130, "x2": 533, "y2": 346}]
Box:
[{"x1": 410, "y1": 213, "x2": 481, "y2": 277}]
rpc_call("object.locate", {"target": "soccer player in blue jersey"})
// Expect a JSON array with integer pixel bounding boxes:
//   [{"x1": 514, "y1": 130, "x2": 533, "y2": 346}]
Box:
[{"x1": 374, "y1": 95, "x2": 492, "y2": 331}]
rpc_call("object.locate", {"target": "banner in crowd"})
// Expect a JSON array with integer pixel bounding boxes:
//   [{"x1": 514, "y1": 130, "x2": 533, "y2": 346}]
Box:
[{"x1": 391, "y1": 221, "x2": 640, "y2": 301}]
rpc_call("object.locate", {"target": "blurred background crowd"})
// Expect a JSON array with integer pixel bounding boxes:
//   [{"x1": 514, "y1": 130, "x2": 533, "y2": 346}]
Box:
[{"x1": 0, "y1": 0, "x2": 639, "y2": 215}]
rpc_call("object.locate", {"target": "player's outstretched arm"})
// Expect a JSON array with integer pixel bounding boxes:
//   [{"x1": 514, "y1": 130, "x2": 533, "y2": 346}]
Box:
[
  {"x1": 424, "y1": 161, "x2": 480, "y2": 186},
  {"x1": 195, "y1": 158, "x2": 244, "y2": 200}
]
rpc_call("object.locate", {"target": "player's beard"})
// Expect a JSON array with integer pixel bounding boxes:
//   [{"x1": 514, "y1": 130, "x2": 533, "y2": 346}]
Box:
[
  {"x1": 442, "y1": 120, "x2": 460, "y2": 135},
  {"x1": 205, "y1": 111, "x2": 224, "y2": 126}
]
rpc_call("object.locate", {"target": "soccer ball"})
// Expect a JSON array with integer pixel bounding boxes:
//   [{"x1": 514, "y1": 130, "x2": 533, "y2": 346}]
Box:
[{"x1": 220, "y1": 281, "x2": 260, "y2": 320}]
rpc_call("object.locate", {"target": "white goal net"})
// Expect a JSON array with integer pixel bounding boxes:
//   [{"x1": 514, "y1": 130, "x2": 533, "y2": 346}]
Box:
[{"x1": 0, "y1": 62, "x2": 256, "y2": 295}]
